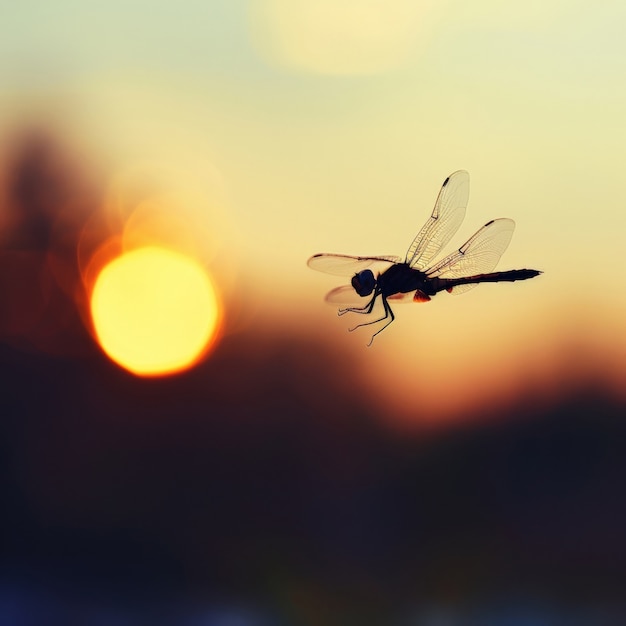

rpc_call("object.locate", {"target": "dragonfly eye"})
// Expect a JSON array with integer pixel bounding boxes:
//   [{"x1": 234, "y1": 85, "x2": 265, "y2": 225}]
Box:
[{"x1": 352, "y1": 269, "x2": 376, "y2": 297}]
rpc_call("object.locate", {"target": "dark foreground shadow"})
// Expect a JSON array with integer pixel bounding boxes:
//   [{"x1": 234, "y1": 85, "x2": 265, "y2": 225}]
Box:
[{"x1": 1, "y1": 329, "x2": 626, "y2": 625}]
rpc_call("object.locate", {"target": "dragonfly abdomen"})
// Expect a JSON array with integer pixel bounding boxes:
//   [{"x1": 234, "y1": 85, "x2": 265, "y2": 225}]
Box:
[{"x1": 432, "y1": 269, "x2": 542, "y2": 293}]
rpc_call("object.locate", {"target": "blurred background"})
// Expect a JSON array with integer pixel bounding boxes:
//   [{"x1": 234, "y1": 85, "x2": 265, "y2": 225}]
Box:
[{"x1": 1, "y1": 0, "x2": 626, "y2": 624}]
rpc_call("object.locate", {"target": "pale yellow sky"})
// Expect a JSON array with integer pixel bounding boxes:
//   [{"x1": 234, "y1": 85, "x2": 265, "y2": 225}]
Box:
[{"x1": 1, "y1": 0, "x2": 625, "y2": 420}]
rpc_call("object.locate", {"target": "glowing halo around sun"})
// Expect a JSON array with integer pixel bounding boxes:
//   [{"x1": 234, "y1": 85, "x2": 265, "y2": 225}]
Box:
[{"x1": 90, "y1": 247, "x2": 221, "y2": 376}]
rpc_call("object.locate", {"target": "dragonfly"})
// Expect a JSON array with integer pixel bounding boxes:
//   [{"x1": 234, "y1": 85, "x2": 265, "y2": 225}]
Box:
[{"x1": 307, "y1": 170, "x2": 541, "y2": 345}]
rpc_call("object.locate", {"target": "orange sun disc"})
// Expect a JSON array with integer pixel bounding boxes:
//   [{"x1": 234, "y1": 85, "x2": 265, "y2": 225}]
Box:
[{"x1": 90, "y1": 247, "x2": 220, "y2": 376}]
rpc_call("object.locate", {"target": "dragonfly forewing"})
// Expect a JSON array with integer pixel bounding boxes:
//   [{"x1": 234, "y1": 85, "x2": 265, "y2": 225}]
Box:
[
  {"x1": 404, "y1": 170, "x2": 469, "y2": 270},
  {"x1": 307, "y1": 253, "x2": 399, "y2": 277}
]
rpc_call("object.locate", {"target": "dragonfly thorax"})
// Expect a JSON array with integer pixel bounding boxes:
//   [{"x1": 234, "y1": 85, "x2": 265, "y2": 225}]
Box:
[{"x1": 351, "y1": 269, "x2": 376, "y2": 297}]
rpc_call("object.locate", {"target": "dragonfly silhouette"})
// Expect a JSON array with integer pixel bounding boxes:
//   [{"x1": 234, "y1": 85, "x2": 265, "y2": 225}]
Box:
[{"x1": 308, "y1": 170, "x2": 541, "y2": 345}]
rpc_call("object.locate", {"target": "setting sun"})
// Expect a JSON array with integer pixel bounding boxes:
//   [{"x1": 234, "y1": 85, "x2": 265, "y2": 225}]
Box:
[{"x1": 90, "y1": 247, "x2": 220, "y2": 376}]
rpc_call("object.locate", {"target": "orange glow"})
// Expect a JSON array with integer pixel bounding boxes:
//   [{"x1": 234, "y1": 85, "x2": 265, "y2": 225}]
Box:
[{"x1": 90, "y1": 247, "x2": 221, "y2": 376}]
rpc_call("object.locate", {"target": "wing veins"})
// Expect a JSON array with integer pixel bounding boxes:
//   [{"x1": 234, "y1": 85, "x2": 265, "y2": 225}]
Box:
[
  {"x1": 426, "y1": 218, "x2": 516, "y2": 294},
  {"x1": 307, "y1": 253, "x2": 400, "y2": 277},
  {"x1": 405, "y1": 170, "x2": 470, "y2": 270}
]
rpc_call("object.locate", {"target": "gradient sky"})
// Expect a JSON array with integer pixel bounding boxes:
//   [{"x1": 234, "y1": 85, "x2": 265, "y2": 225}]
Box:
[{"x1": 1, "y1": 0, "x2": 625, "y2": 423}]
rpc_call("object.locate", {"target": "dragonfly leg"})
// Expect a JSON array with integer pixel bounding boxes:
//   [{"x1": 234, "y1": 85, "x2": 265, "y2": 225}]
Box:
[
  {"x1": 347, "y1": 297, "x2": 396, "y2": 345},
  {"x1": 367, "y1": 301, "x2": 395, "y2": 346},
  {"x1": 338, "y1": 291, "x2": 379, "y2": 317},
  {"x1": 366, "y1": 298, "x2": 396, "y2": 346}
]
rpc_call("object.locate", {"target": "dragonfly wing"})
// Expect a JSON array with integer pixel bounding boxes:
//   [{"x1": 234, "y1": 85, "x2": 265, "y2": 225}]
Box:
[
  {"x1": 405, "y1": 170, "x2": 470, "y2": 270},
  {"x1": 426, "y1": 218, "x2": 516, "y2": 294},
  {"x1": 307, "y1": 253, "x2": 400, "y2": 277},
  {"x1": 325, "y1": 285, "x2": 419, "y2": 306},
  {"x1": 388, "y1": 291, "x2": 430, "y2": 303},
  {"x1": 324, "y1": 285, "x2": 366, "y2": 305}
]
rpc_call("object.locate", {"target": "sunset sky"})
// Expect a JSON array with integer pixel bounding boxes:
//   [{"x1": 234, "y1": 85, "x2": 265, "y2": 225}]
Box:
[
  {"x1": 1, "y1": 0, "x2": 626, "y2": 422},
  {"x1": 3, "y1": 1, "x2": 626, "y2": 622}
]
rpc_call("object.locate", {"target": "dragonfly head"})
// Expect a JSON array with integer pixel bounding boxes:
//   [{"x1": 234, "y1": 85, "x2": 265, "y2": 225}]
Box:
[{"x1": 352, "y1": 269, "x2": 376, "y2": 297}]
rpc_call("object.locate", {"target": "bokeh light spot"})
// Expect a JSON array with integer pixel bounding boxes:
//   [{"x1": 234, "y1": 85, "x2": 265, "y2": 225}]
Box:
[
  {"x1": 90, "y1": 247, "x2": 220, "y2": 376},
  {"x1": 250, "y1": 0, "x2": 432, "y2": 75}
]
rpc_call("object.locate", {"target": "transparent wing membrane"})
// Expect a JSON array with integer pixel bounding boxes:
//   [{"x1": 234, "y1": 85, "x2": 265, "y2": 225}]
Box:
[
  {"x1": 307, "y1": 253, "x2": 400, "y2": 277},
  {"x1": 388, "y1": 291, "x2": 429, "y2": 303},
  {"x1": 405, "y1": 170, "x2": 469, "y2": 270},
  {"x1": 324, "y1": 285, "x2": 367, "y2": 305},
  {"x1": 426, "y1": 218, "x2": 516, "y2": 294}
]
